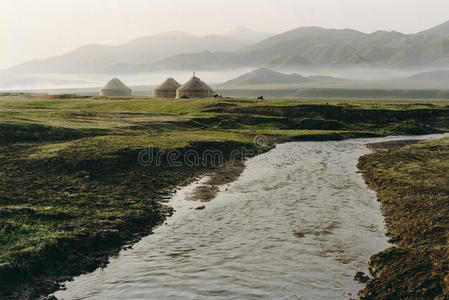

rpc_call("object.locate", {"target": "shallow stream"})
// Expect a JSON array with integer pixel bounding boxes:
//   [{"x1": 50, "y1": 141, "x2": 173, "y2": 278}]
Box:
[{"x1": 53, "y1": 134, "x2": 448, "y2": 300}]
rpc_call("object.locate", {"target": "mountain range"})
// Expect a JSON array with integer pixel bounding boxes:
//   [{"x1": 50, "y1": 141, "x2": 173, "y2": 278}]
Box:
[
  {"x1": 3, "y1": 28, "x2": 270, "y2": 74},
  {"x1": 3, "y1": 20, "x2": 449, "y2": 75},
  {"x1": 153, "y1": 21, "x2": 449, "y2": 72}
]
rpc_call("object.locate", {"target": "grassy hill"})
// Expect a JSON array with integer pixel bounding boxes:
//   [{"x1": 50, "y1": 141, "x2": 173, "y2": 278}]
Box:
[{"x1": 221, "y1": 68, "x2": 312, "y2": 86}]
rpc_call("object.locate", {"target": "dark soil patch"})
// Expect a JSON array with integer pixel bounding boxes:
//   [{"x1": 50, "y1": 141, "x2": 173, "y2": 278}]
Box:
[
  {"x1": 210, "y1": 104, "x2": 449, "y2": 131},
  {"x1": 0, "y1": 123, "x2": 108, "y2": 145}
]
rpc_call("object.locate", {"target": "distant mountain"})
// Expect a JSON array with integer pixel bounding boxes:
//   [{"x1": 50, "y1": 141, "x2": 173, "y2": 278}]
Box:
[
  {"x1": 417, "y1": 20, "x2": 449, "y2": 37},
  {"x1": 3, "y1": 31, "x2": 250, "y2": 74},
  {"x1": 407, "y1": 69, "x2": 449, "y2": 81},
  {"x1": 266, "y1": 56, "x2": 315, "y2": 71},
  {"x1": 401, "y1": 69, "x2": 449, "y2": 88},
  {"x1": 239, "y1": 27, "x2": 365, "y2": 65},
  {"x1": 224, "y1": 26, "x2": 273, "y2": 43},
  {"x1": 308, "y1": 75, "x2": 348, "y2": 83},
  {"x1": 4, "y1": 19, "x2": 449, "y2": 76},
  {"x1": 109, "y1": 27, "x2": 372, "y2": 73},
  {"x1": 330, "y1": 54, "x2": 372, "y2": 67},
  {"x1": 145, "y1": 51, "x2": 236, "y2": 71},
  {"x1": 222, "y1": 68, "x2": 312, "y2": 86},
  {"x1": 371, "y1": 69, "x2": 449, "y2": 89},
  {"x1": 125, "y1": 21, "x2": 448, "y2": 72},
  {"x1": 153, "y1": 20, "x2": 449, "y2": 71}
]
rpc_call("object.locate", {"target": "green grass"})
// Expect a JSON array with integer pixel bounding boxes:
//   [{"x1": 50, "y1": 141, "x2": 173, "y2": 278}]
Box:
[
  {"x1": 231, "y1": 129, "x2": 345, "y2": 136},
  {"x1": 1, "y1": 93, "x2": 449, "y2": 162},
  {"x1": 217, "y1": 87, "x2": 449, "y2": 100},
  {"x1": 29, "y1": 131, "x2": 254, "y2": 161}
]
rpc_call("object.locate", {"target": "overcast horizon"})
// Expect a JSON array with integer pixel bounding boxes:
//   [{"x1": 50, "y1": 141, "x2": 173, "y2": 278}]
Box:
[{"x1": 1, "y1": 0, "x2": 449, "y2": 70}]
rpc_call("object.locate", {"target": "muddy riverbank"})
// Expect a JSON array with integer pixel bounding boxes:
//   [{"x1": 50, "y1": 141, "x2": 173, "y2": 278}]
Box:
[{"x1": 357, "y1": 137, "x2": 449, "y2": 299}]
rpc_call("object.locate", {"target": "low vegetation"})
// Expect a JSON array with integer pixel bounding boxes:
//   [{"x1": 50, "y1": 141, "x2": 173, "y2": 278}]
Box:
[
  {"x1": 217, "y1": 87, "x2": 449, "y2": 100},
  {"x1": 1, "y1": 94, "x2": 449, "y2": 298}
]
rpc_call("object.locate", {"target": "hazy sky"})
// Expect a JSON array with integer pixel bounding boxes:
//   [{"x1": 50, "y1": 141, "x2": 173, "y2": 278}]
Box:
[{"x1": 1, "y1": 0, "x2": 449, "y2": 69}]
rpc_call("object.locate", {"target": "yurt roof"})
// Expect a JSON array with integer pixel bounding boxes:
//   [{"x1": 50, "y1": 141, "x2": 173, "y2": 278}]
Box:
[
  {"x1": 101, "y1": 78, "x2": 131, "y2": 91},
  {"x1": 155, "y1": 78, "x2": 181, "y2": 90},
  {"x1": 178, "y1": 76, "x2": 213, "y2": 91}
]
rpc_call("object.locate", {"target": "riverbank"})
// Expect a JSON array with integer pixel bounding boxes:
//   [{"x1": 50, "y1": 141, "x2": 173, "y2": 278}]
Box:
[
  {"x1": 357, "y1": 138, "x2": 449, "y2": 299},
  {"x1": 1, "y1": 94, "x2": 449, "y2": 299}
]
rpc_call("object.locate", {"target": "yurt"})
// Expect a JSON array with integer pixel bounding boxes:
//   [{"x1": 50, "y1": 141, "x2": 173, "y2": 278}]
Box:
[
  {"x1": 176, "y1": 74, "x2": 213, "y2": 98},
  {"x1": 100, "y1": 78, "x2": 132, "y2": 96},
  {"x1": 153, "y1": 78, "x2": 181, "y2": 98}
]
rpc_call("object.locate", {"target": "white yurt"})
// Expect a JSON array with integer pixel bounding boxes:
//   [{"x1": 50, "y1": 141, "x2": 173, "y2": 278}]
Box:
[
  {"x1": 100, "y1": 78, "x2": 132, "y2": 96},
  {"x1": 153, "y1": 78, "x2": 181, "y2": 98},
  {"x1": 176, "y1": 74, "x2": 213, "y2": 98}
]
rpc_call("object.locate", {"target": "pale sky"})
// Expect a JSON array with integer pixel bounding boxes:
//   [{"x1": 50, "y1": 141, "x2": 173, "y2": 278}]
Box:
[{"x1": 1, "y1": 0, "x2": 449, "y2": 70}]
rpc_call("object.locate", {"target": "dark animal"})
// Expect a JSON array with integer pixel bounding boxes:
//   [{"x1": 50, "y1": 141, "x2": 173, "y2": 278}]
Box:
[
  {"x1": 180, "y1": 95, "x2": 189, "y2": 99},
  {"x1": 258, "y1": 96, "x2": 264, "y2": 100}
]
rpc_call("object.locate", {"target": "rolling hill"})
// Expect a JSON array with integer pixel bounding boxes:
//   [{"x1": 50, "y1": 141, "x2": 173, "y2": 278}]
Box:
[
  {"x1": 397, "y1": 69, "x2": 449, "y2": 88},
  {"x1": 221, "y1": 68, "x2": 312, "y2": 86}
]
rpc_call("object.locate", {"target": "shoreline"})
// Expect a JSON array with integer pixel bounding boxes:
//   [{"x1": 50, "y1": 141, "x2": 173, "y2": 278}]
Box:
[{"x1": 357, "y1": 137, "x2": 449, "y2": 299}]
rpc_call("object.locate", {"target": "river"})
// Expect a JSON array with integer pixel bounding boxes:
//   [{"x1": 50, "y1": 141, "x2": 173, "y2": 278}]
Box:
[{"x1": 52, "y1": 135, "x2": 447, "y2": 300}]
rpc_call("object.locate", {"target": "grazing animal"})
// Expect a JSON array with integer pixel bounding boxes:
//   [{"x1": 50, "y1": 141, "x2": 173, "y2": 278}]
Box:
[
  {"x1": 258, "y1": 96, "x2": 264, "y2": 100},
  {"x1": 180, "y1": 95, "x2": 190, "y2": 99}
]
